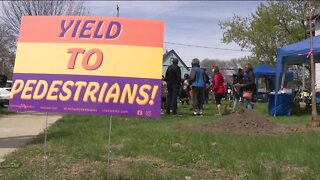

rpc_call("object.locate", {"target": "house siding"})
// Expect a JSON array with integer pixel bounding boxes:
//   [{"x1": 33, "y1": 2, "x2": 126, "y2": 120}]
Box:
[{"x1": 162, "y1": 51, "x2": 190, "y2": 78}]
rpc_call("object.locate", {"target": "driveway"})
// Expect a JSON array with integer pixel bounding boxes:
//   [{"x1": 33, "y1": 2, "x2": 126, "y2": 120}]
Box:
[{"x1": 0, "y1": 112, "x2": 62, "y2": 162}]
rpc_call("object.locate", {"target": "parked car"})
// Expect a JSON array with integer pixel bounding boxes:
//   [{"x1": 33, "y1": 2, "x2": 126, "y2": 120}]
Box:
[{"x1": 0, "y1": 80, "x2": 12, "y2": 107}]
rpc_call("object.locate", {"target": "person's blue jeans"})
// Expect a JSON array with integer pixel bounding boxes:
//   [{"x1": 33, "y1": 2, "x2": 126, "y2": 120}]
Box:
[{"x1": 166, "y1": 90, "x2": 178, "y2": 114}]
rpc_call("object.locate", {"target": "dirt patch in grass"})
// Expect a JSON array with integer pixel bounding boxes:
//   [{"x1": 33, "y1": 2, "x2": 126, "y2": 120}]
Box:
[
  {"x1": 110, "y1": 155, "x2": 163, "y2": 177},
  {"x1": 279, "y1": 164, "x2": 310, "y2": 179},
  {"x1": 257, "y1": 161, "x2": 310, "y2": 179},
  {"x1": 111, "y1": 144, "x2": 124, "y2": 150},
  {"x1": 110, "y1": 155, "x2": 242, "y2": 179},
  {"x1": 23, "y1": 154, "x2": 103, "y2": 179},
  {"x1": 156, "y1": 164, "x2": 242, "y2": 179},
  {"x1": 205, "y1": 110, "x2": 308, "y2": 136},
  {"x1": 173, "y1": 110, "x2": 310, "y2": 136},
  {"x1": 63, "y1": 160, "x2": 102, "y2": 178}
]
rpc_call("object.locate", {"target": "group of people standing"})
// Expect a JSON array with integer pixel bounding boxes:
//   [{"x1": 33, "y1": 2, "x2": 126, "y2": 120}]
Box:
[{"x1": 162, "y1": 57, "x2": 256, "y2": 116}]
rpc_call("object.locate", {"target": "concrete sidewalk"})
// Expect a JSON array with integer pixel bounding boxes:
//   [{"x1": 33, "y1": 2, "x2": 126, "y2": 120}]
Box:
[{"x1": 0, "y1": 112, "x2": 62, "y2": 162}]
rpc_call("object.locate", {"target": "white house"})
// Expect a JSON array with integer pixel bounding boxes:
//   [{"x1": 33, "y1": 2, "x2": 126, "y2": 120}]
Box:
[{"x1": 162, "y1": 49, "x2": 190, "y2": 78}]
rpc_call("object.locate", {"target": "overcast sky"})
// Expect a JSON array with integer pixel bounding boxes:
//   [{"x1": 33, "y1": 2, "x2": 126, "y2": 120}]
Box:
[{"x1": 87, "y1": 1, "x2": 264, "y2": 64}]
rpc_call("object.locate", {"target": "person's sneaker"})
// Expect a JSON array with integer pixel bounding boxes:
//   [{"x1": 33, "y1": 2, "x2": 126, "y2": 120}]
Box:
[
  {"x1": 198, "y1": 111, "x2": 203, "y2": 116},
  {"x1": 215, "y1": 113, "x2": 222, "y2": 116},
  {"x1": 193, "y1": 111, "x2": 198, "y2": 116}
]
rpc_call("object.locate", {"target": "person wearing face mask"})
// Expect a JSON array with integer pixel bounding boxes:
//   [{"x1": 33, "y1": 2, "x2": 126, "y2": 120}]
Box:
[{"x1": 188, "y1": 58, "x2": 205, "y2": 116}]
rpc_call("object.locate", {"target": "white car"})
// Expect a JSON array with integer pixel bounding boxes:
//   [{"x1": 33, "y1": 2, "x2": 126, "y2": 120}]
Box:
[{"x1": 0, "y1": 80, "x2": 12, "y2": 107}]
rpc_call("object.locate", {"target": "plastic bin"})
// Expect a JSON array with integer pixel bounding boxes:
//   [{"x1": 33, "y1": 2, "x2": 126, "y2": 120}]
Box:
[{"x1": 268, "y1": 93, "x2": 293, "y2": 116}]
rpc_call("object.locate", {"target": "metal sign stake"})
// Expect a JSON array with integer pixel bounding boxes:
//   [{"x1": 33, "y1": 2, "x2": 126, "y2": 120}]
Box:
[
  {"x1": 107, "y1": 115, "x2": 113, "y2": 180},
  {"x1": 44, "y1": 112, "x2": 48, "y2": 179}
]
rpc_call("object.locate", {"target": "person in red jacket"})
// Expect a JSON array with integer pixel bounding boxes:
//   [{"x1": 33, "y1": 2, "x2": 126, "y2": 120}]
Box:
[{"x1": 212, "y1": 66, "x2": 226, "y2": 116}]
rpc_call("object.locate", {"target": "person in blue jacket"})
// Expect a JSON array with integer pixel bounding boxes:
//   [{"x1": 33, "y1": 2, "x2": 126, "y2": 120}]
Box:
[{"x1": 188, "y1": 58, "x2": 206, "y2": 116}]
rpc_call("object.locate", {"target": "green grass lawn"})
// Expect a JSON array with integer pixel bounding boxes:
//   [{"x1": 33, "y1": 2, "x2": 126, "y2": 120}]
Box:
[{"x1": 1, "y1": 101, "x2": 320, "y2": 179}]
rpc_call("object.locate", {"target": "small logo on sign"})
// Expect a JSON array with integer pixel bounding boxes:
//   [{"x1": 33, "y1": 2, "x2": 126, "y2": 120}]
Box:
[
  {"x1": 137, "y1": 110, "x2": 143, "y2": 116},
  {"x1": 145, "y1": 111, "x2": 152, "y2": 117}
]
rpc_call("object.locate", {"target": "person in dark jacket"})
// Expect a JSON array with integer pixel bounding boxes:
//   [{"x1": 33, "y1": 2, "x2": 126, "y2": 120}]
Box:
[
  {"x1": 232, "y1": 68, "x2": 244, "y2": 113},
  {"x1": 164, "y1": 58, "x2": 181, "y2": 115},
  {"x1": 188, "y1": 58, "x2": 205, "y2": 115},
  {"x1": 212, "y1": 66, "x2": 226, "y2": 116},
  {"x1": 203, "y1": 69, "x2": 210, "y2": 104},
  {"x1": 241, "y1": 63, "x2": 256, "y2": 109}
]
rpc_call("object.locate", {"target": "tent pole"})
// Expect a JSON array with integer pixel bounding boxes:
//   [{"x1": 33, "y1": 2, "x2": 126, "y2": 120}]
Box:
[
  {"x1": 302, "y1": 64, "x2": 305, "y2": 93},
  {"x1": 307, "y1": 1, "x2": 319, "y2": 126}
]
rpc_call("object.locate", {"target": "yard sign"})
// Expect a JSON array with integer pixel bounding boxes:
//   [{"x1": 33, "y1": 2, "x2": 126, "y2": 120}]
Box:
[{"x1": 9, "y1": 16, "x2": 164, "y2": 118}]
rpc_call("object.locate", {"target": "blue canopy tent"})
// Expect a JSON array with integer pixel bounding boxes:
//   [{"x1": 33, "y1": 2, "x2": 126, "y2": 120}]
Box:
[
  {"x1": 273, "y1": 35, "x2": 320, "y2": 116},
  {"x1": 253, "y1": 64, "x2": 294, "y2": 92}
]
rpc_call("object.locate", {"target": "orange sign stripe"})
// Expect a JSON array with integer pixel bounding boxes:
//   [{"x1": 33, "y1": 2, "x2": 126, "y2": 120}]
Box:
[{"x1": 18, "y1": 16, "x2": 164, "y2": 48}]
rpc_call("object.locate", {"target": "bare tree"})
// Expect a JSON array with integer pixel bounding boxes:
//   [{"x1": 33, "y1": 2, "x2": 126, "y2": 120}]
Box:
[
  {"x1": 0, "y1": 24, "x2": 14, "y2": 56},
  {"x1": 0, "y1": 1, "x2": 88, "y2": 77},
  {"x1": 1, "y1": 0, "x2": 88, "y2": 36},
  {"x1": 0, "y1": 23, "x2": 16, "y2": 78}
]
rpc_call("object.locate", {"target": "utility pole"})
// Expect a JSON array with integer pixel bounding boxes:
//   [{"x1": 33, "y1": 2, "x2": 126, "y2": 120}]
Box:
[
  {"x1": 2, "y1": 61, "x2": 4, "y2": 75},
  {"x1": 307, "y1": 1, "x2": 320, "y2": 127}
]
